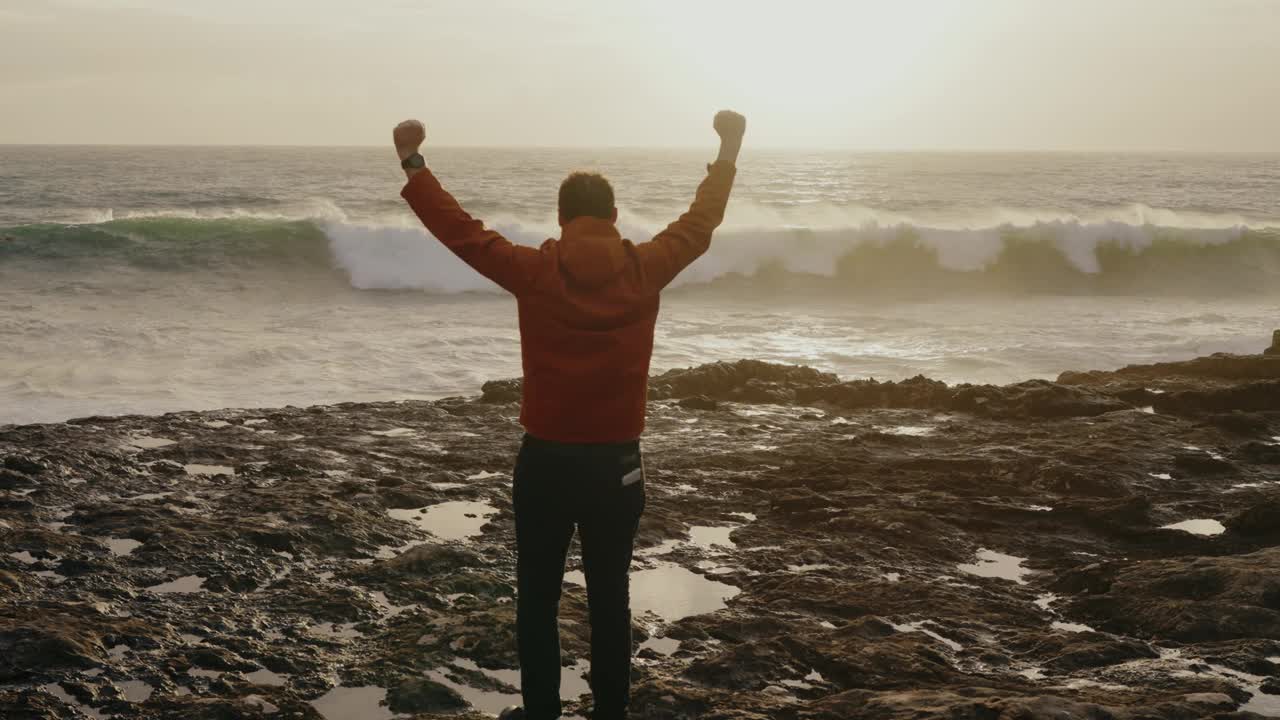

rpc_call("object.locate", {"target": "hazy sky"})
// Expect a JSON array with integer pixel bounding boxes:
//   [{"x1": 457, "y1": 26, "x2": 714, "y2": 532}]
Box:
[{"x1": 2, "y1": 0, "x2": 1278, "y2": 150}]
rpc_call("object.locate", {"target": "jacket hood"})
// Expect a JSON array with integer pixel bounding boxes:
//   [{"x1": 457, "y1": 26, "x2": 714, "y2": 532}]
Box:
[{"x1": 557, "y1": 217, "x2": 628, "y2": 288}]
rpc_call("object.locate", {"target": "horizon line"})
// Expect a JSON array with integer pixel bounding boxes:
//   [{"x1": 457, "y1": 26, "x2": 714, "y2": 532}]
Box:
[{"x1": 2, "y1": 142, "x2": 1279, "y2": 155}]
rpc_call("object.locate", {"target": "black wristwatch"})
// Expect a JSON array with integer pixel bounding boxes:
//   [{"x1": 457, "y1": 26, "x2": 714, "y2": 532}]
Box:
[{"x1": 401, "y1": 153, "x2": 426, "y2": 170}]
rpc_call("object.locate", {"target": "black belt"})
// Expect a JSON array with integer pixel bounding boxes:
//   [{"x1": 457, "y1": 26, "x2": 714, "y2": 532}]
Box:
[{"x1": 522, "y1": 433, "x2": 640, "y2": 458}]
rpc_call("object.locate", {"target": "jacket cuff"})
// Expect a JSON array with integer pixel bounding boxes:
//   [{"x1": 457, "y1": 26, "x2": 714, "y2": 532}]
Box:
[{"x1": 400, "y1": 168, "x2": 437, "y2": 200}]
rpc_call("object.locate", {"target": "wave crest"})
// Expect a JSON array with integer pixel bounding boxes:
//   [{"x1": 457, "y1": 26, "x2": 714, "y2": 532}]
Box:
[{"x1": 3, "y1": 205, "x2": 1279, "y2": 295}]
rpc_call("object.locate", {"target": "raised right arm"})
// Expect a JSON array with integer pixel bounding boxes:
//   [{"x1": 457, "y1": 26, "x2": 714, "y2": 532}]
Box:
[
  {"x1": 393, "y1": 119, "x2": 544, "y2": 296},
  {"x1": 636, "y1": 111, "x2": 745, "y2": 291}
]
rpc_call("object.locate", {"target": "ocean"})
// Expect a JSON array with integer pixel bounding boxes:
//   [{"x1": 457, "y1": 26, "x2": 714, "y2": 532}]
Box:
[{"x1": 2, "y1": 146, "x2": 1278, "y2": 425}]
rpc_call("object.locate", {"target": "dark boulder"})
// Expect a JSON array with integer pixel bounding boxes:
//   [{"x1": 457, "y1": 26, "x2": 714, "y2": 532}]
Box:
[
  {"x1": 387, "y1": 677, "x2": 468, "y2": 714},
  {"x1": 480, "y1": 378, "x2": 522, "y2": 404}
]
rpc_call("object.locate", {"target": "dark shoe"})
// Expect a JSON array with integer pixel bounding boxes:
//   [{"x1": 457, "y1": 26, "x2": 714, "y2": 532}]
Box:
[{"x1": 498, "y1": 707, "x2": 526, "y2": 720}]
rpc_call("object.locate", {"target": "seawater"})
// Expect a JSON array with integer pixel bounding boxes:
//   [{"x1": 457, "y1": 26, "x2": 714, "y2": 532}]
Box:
[{"x1": 3, "y1": 147, "x2": 1277, "y2": 424}]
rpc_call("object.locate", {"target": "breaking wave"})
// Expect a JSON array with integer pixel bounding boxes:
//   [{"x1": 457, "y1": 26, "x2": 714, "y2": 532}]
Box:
[{"x1": 4, "y1": 205, "x2": 1279, "y2": 296}]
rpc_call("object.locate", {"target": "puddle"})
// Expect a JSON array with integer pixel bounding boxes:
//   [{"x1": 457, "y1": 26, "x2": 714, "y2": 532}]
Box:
[
  {"x1": 387, "y1": 501, "x2": 499, "y2": 542},
  {"x1": 641, "y1": 635, "x2": 681, "y2": 656},
  {"x1": 1034, "y1": 593, "x2": 1058, "y2": 611},
  {"x1": 118, "y1": 680, "x2": 154, "y2": 702},
  {"x1": 10, "y1": 551, "x2": 37, "y2": 564},
  {"x1": 465, "y1": 471, "x2": 504, "y2": 481},
  {"x1": 780, "y1": 669, "x2": 825, "y2": 690},
  {"x1": 1207, "y1": 664, "x2": 1280, "y2": 716},
  {"x1": 1060, "y1": 678, "x2": 1132, "y2": 691},
  {"x1": 425, "y1": 658, "x2": 589, "y2": 717},
  {"x1": 883, "y1": 572, "x2": 901, "y2": 582},
  {"x1": 879, "y1": 425, "x2": 934, "y2": 437},
  {"x1": 728, "y1": 512, "x2": 757, "y2": 522},
  {"x1": 1160, "y1": 518, "x2": 1226, "y2": 536},
  {"x1": 41, "y1": 683, "x2": 106, "y2": 719},
  {"x1": 1139, "y1": 406, "x2": 1155, "y2": 414},
  {"x1": 128, "y1": 436, "x2": 177, "y2": 449},
  {"x1": 1019, "y1": 667, "x2": 1046, "y2": 680},
  {"x1": 184, "y1": 464, "x2": 234, "y2": 476},
  {"x1": 108, "y1": 644, "x2": 129, "y2": 659},
  {"x1": 244, "y1": 695, "x2": 280, "y2": 714},
  {"x1": 244, "y1": 418, "x2": 268, "y2": 426},
  {"x1": 370, "y1": 428, "x2": 416, "y2": 437},
  {"x1": 891, "y1": 620, "x2": 963, "y2": 651},
  {"x1": 1149, "y1": 473, "x2": 1173, "y2": 480},
  {"x1": 1025, "y1": 505, "x2": 1053, "y2": 512},
  {"x1": 179, "y1": 633, "x2": 202, "y2": 644},
  {"x1": 427, "y1": 482, "x2": 467, "y2": 491},
  {"x1": 146, "y1": 575, "x2": 206, "y2": 594},
  {"x1": 102, "y1": 538, "x2": 143, "y2": 556},
  {"x1": 638, "y1": 539, "x2": 682, "y2": 557},
  {"x1": 787, "y1": 563, "x2": 836, "y2": 573},
  {"x1": 204, "y1": 420, "x2": 232, "y2": 428},
  {"x1": 370, "y1": 591, "x2": 416, "y2": 619},
  {"x1": 188, "y1": 669, "x2": 224, "y2": 679},
  {"x1": 688, "y1": 525, "x2": 736, "y2": 550},
  {"x1": 819, "y1": 620, "x2": 837, "y2": 629},
  {"x1": 310, "y1": 686, "x2": 397, "y2": 720},
  {"x1": 957, "y1": 549, "x2": 1031, "y2": 585},
  {"x1": 566, "y1": 563, "x2": 739, "y2": 622},
  {"x1": 1051, "y1": 621, "x2": 1097, "y2": 633},
  {"x1": 245, "y1": 668, "x2": 288, "y2": 686}
]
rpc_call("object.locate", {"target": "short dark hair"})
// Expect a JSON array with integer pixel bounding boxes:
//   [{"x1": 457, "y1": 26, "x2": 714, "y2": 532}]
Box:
[{"x1": 558, "y1": 172, "x2": 615, "y2": 222}]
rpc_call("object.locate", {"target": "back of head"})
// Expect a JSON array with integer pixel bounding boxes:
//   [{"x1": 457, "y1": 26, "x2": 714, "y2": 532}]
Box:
[{"x1": 559, "y1": 172, "x2": 616, "y2": 225}]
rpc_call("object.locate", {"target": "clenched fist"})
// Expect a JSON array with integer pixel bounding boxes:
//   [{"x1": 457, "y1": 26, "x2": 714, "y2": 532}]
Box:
[
  {"x1": 713, "y1": 111, "x2": 746, "y2": 143},
  {"x1": 393, "y1": 120, "x2": 426, "y2": 161}
]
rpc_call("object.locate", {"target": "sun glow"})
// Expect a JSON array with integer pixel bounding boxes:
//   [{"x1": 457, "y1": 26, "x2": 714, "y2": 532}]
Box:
[{"x1": 643, "y1": 1, "x2": 964, "y2": 115}]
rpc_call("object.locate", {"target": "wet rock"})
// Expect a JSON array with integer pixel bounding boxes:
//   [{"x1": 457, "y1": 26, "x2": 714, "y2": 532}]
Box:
[
  {"x1": 3, "y1": 456, "x2": 44, "y2": 475},
  {"x1": 386, "y1": 677, "x2": 467, "y2": 713},
  {"x1": 953, "y1": 380, "x2": 1129, "y2": 419},
  {"x1": 796, "y1": 375, "x2": 951, "y2": 411},
  {"x1": 480, "y1": 378, "x2": 522, "y2": 403},
  {"x1": 678, "y1": 395, "x2": 719, "y2": 411},
  {"x1": 1032, "y1": 634, "x2": 1157, "y2": 671},
  {"x1": 1266, "y1": 329, "x2": 1280, "y2": 356},
  {"x1": 1059, "y1": 350, "x2": 1280, "y2": 384},
  {"x1": 3, "y1": 351, "x2": 1280, "y2": 719},
  {"x1": 1065, "y1": 549, "x2": 1280, "y2": 642},
  {"x1": 0, "y1": 469, "x2": 31, "y2": 489},
  {"x1": 1173, "y1": 451, "x2": 1235, "y2": 474},
  {"x1": 0, "y1": 624, "x2": 102, "y2": 680},
  {"x1": 1240, "y1": 441, "x2": 1280, "y2": 464},
  {"x1": 385, "y1": 544, "x2": 485, "y2": 575},
  {"x1": 1183, "y1": 692, "x2": 1236, "y2": 706},
  {"x1": 1225, "y1": 501, "x2": 1280, "y2": 539},
  {"x1": 650, "y1": 359, "x2": 837, "y2": 403},
  {"x1": 1262, "y1": 677, "x2": 1280, "y2": 695}
]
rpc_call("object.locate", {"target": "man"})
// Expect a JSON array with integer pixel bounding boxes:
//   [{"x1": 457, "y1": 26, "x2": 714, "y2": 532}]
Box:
[{"x1": 393, "y1": 110, "x2": 745, "y2": 720}]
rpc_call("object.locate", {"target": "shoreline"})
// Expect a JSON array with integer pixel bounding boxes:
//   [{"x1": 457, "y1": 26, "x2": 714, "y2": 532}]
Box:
[{"x1": 2, "y1": 342, "x2": 1279, "y2": 718}]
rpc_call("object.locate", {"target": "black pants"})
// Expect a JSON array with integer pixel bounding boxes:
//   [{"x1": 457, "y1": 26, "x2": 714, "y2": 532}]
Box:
[{"x1": 513, "y1": 433, "x2": 646, "y2": 720}]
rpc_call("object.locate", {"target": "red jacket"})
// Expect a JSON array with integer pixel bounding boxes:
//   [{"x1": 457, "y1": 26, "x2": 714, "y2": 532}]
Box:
[{"x1": 401, "y1": 162, "x2": 737, "y2": 443}]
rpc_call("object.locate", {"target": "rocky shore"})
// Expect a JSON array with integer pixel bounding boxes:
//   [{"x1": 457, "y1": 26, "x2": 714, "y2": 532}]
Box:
[{"x1": 2, "y1": 342, "x2": 1279, "y2": 719}]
